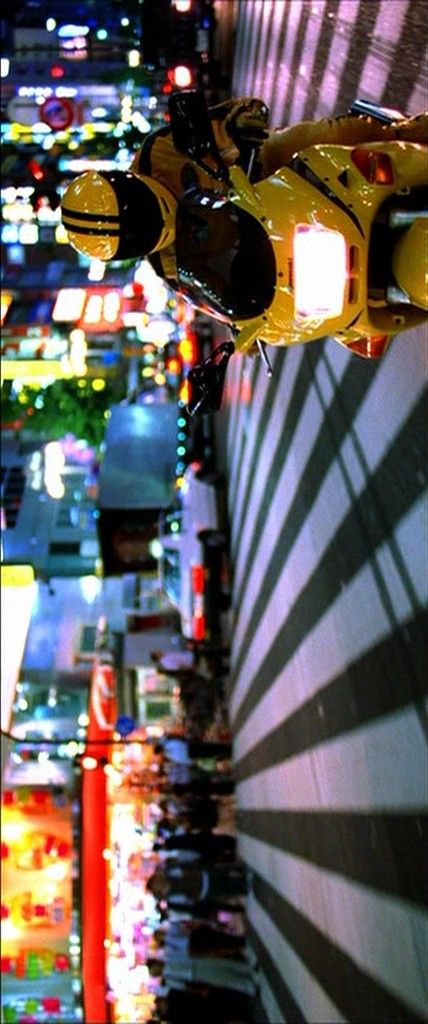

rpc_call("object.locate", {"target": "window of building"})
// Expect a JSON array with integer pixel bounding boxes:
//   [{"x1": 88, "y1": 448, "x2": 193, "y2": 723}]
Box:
[{"x1": 1, "y1": 465, "x2": 25, "y2": 528}]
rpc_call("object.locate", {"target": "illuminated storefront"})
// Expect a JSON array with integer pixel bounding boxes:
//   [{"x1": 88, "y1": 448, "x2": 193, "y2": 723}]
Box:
[
  {"x1": 78, "y1": 652, "x2": 184, "y2": 1021},
  {"x1": 1, "y1": 788, "x2": 82, "y2": 1023}
]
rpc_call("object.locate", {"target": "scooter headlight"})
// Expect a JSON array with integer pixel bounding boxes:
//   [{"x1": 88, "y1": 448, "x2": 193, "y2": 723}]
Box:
[{"x1": 293, "y1": 225, "x2": 347, "y2": 320}]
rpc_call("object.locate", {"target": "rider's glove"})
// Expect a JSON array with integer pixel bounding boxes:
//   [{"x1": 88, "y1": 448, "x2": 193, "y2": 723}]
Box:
[{"x1": 225, "y1": 98, "x2": 270, "y2": 148}]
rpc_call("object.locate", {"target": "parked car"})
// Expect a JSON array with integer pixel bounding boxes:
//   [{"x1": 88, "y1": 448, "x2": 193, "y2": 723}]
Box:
[{"x1": 158, "y1": 461, "x2": 230, "y2": 649}]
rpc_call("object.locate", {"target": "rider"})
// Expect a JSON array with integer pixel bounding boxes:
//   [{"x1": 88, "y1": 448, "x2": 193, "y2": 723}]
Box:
[
  {"x1": 61, "y1": 97, "x2": 427, "y2": 281},
  {"x1": 60, "y1": 97, "x2": 270, "y2": 279}
]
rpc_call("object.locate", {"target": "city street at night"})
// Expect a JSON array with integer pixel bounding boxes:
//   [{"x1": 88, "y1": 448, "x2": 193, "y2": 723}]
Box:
[{"x1": 1, "y1": 2, "x2": 427, "y2": 1023}]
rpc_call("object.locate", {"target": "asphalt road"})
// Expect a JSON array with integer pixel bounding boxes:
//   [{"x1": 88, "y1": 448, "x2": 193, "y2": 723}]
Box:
[{"x1": 212, "y1": 2, "x2": 428, "y2": 1021}]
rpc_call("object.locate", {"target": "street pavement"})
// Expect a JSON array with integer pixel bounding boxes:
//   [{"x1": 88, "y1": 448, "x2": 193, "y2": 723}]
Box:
[{"x1": 212, "y1": 2, "x2": 428, "y2": 1021}]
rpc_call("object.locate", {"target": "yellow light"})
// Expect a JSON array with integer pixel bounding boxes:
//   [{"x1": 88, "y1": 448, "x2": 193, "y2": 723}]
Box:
[
  {"x1": 56, "y1": 223, "x2": 70, "y2": 244},
  {"x1": 1, "y1": 360, "x2": 64, "y2": 381},
  {"x1": 1, "y1": 291, "x2": 13, "y2": 324},
  {"x1": 69, "y1": 328, "x2": 86, "y2": 344},
  {"x1": 154, "y1": 372, "x2": 166, "y2": 385},
  {"x1": 128, "y1": 49, "x2": 140, "y2": 68},
  {"x1": 178, "y1": 377, "x2": 190, "y2": 404},
  {"x1": 2, "y1": 822, "x2": 27, "y2": 841},
  {"x1": 44, "y1": 861, "x2": 68, "y2": 881},
  {"x1": 91, "y1": 378, "x2": 106, "y2": 391},
  {"x1": 1, "y1": 564, "x2": 35, "y2": 587},
  {"x1": 142, "y1": 366, "x2": 154, "y2": 378}
]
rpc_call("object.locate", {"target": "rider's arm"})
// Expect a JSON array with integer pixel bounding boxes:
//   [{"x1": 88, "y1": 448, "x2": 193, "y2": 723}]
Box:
[
  {"x1": 259, "y1": 112, "x2": 428, "y2": 176},
  {"x1": 130, "y1": 98, "x2": 270, "y2": 188},
  {"x1": 208, "y1": 97, "x2": 270, "y2": 165}
]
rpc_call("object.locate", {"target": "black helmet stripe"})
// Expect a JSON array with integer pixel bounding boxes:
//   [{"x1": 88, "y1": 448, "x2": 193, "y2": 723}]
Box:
[
  {"x1": 61, "y1": 205, "x2": 120, "y2": 223},
  {"x1": 63, "y1": 221, "x2": 121, "y2": 237}
]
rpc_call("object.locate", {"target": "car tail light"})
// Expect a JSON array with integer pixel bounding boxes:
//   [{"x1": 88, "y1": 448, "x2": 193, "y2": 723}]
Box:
[
  {"x1": 351, "y1": 148, "x2": 394, "y2": 185},
  {"x1": 191, "y1": 564, "x2": 205, "y2": 594},
  {"x1": 192, "y1": 613, "x2": 206, "y2": 641},
  {"x1": 346, "y1": 335, "x2": 390, "y2": 358},
  {"x1": 192, "y1": 565, "x2": 206, "y2": 640}
]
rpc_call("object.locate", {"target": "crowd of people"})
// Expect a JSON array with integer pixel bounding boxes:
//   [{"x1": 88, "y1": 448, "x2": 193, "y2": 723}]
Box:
[{"x1": 133, "y1": 665, "x2": 260, "y2": 1024}]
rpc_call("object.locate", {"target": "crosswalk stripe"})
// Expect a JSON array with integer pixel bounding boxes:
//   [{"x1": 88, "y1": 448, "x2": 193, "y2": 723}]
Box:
[
  {"x1": 230, "y1": 364, "x2": 426, "y2": 709},
  {"x1": 229, "y1": 352, "x2": 283, "y2": 551},
  {"x1": 230, "y1": 344, "x2": 326, "y2": 619},
  {"x1": 241, "y1": 856, "x2": 427, "y2": 1021},
  {"x1": 313, "y1": 0, "x2": 362, "y2": 117},
  {"x1": 235, "y1": 702, "x2": 428, "y2": 810},
  {"x1": 247, "y1": 895, "x2": 344, "y2": 1023},
  {"x1": 251, "y1": 0, "x2": 277, "y2": 100},
  {"x1": 288, "y1": 0, "x2": 329, "y2": 125},
  {"x1": 356, "y1": 0, "x2": 410, "y2": 103}
]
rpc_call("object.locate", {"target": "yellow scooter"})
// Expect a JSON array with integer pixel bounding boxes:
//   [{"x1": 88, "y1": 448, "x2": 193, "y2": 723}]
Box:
[{"x1": 168, "y1": 91, "x2": 427, "y2": 413}]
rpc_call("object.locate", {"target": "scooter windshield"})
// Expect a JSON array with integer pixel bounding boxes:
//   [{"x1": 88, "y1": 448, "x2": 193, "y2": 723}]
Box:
[{"x1": 175, "y1": 188, "x2": 276, "y2": 321}]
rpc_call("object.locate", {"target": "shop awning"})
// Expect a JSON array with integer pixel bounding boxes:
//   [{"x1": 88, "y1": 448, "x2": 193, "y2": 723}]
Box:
[{"x1": 81, "y1": 661, "x2": 117, "y2": 1024}]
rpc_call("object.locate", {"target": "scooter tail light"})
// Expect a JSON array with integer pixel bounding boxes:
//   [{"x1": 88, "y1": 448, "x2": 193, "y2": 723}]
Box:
[
  {"x1": 351, "y1": 148, "x2": 395, "y2": 185},
  {"x1": 347, "y1": 335, "x2": 390, "y2": 359}
]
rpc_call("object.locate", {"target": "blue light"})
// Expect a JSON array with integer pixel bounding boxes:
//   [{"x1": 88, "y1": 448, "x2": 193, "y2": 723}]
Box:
[{"x1": 58, "y1": 23, "x2": 89, "y2": 38}]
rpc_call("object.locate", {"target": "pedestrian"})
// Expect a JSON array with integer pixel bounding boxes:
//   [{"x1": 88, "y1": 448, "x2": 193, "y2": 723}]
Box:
[
  {"x1": 146, "y1": 863, "x2": 248, "y2": 905},
  {"x1": 153, "y1": 735, "x2": 232, "y2": 764},
  {"x1": 154, "y1": 982, "x2": 254, "y2": 1023},
  {"x1": 154, "y1": 832, "x2": 236, "y2": 861},
  {"x1": 150, "y1": 648, "x2": 198, "y2": 678},
  {"x1": 168, "y1": 775, "x2": 235, "y2": 797},
  {"x1": 162, "y1": 950, "x2": 257, "y2": 995},
  {"x1": 161, "y1": 918, "x2": 246, "y2": 958}
]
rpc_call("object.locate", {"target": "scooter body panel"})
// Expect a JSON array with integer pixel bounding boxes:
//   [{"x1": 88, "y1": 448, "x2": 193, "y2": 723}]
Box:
[{"x1": 227, "y1": 141, "x2": 427, "y2": 355}]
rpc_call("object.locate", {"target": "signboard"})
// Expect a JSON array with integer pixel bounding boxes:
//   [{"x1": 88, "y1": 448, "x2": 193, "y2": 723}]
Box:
[
  {"x1": 6, "y1": 97, "x2": 40, "y2": 126},
  {"x1": 40, "y1": 96, "x2": 74, "y2": 131},
  {"x1": 53, "y1": 287, "x2": 124, "y2": 333},
  {"x1": 1, "y1": 792, "x2": 74, "y2": 1016},
  {"x1": 78, "y1": 289, "x2": 123, "y2": 334}
]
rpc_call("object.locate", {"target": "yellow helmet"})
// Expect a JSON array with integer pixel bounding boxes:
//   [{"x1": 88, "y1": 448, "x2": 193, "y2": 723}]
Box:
[{"x1": 61, "y1": 169, "x2": 177, "y2": 261}]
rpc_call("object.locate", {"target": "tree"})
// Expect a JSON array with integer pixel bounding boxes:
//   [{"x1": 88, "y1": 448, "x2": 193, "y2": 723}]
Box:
[{"x1": 1, "y1": 376, "x2": 127, "y2": 449}]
